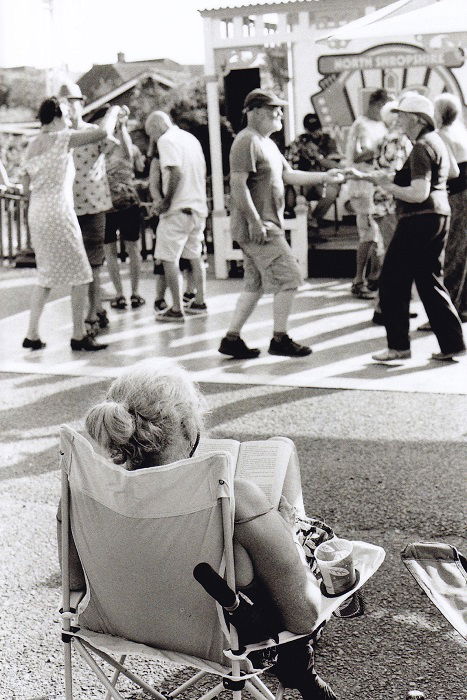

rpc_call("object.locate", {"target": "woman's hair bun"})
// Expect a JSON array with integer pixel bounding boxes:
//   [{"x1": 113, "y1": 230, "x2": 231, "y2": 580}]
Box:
[
  {"x1": 38, "y1": 97, "x2": 63, "y2": 125},
  {"x1": 85, "y1": 400, "x2": 135, "y2": 456}
]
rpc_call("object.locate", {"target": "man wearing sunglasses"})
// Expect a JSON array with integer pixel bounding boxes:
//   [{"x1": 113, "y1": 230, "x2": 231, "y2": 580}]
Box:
[{"x1": 219, "y1": 89, "x2": 344, "y2": 359}]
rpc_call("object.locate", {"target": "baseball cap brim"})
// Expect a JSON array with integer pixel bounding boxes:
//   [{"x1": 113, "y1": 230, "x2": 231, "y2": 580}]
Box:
[{"x1": 244, "y1": 89, "x2": 288, "y2": 110}]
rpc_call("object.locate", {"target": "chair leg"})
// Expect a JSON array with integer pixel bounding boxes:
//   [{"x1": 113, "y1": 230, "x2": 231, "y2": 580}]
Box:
[
  {"x1": 83, "y1": 641, "x2": 166, "y2": 700},
  {"x1": 105, "y1": 654, "x2": 126, "y2": 700},
  {"x1": 275, "y1": 683, "x2": 285, "y2": 700},
  {"x1": 245, "y1": 680, "x2": 273, "y2": 700},
  {"x1": 63, "y1": 640, "x2": 73, "y2": 700},
  {"x1": 250, "y1": 675, "x2": 275, "y2": 699},
  {"x1": 73, "y1": 639, "x2": 125, "y2": 700},
  {"x1": 169, "y1": 671, "x2": 208, "y2": 697},
  {"x1": 196, "y1": 681, "x2": 225, "y2": 700}
]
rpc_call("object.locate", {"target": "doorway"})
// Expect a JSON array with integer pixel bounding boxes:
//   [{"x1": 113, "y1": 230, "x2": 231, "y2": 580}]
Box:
[{"x1": 224, "y1": 68, "x2": 260, "y2": 133}]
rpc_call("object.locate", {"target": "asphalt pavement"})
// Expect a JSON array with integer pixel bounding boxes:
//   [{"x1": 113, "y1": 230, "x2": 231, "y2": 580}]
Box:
[{"x1": 0, "y1": 264, "x2": 465, "y2": 700}]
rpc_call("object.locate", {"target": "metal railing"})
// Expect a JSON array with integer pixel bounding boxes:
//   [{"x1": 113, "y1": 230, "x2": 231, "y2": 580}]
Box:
[{"x1": 0, "y1": 190, "x2": 31, "y2": 265}]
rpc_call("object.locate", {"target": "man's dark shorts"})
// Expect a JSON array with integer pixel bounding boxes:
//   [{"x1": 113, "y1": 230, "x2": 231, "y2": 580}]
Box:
[
  {"x1": 239, "y1": 234, "x2": 302, "y2": 294},
  {"x1": 78, "y1": 213, "x2": 106, "y2": 267},
  {"x1": 105, "y1": 205, "x2": 141, "y2": 244}
]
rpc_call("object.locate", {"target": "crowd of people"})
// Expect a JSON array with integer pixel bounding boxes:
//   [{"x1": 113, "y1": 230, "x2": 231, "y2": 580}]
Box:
[{"x1": 12, "y1": 81, "x2": 465, "y2": 362}]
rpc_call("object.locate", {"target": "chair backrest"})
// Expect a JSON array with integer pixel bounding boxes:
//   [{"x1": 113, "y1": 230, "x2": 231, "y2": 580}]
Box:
[{"x1": 60, "y1": 426, "x2": 236, "y2": 664}]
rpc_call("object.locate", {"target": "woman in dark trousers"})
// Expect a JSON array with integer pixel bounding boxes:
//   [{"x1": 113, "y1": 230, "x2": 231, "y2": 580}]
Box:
[{"x1": 369, "y1": 94, "x2": 465, "y2": 362}]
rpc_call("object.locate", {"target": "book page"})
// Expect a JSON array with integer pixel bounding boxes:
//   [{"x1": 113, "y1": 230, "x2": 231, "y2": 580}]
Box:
[
  {"x1": 196, "y1": 438, "x2": 240, "y2": 463},
  {"x1": 236, "y1": 439, "x2": 292, "y2": 508}
]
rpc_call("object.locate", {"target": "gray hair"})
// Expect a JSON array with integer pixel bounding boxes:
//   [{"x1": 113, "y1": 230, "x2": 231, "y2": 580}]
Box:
[
  {"x1": 434, "y1": 93, "x2": 462, "y2": 128},
  {"x1": 85, "y1": 362, "x2": 205, "y2": 469},
  {"x1": 144, "y1": 110, "x2": 172, "y2": 136}
]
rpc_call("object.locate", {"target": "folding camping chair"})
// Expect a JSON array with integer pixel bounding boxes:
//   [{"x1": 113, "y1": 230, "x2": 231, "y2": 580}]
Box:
[
  {"x1": 59, "y1": 425, "x2": 385, "y2": 700},
  {"x1": 402, "y1": 542, "x2": 467, "y2": 639}
]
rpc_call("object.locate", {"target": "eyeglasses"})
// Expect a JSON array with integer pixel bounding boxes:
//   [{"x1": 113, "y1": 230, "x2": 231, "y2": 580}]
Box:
[{"x1": 260, "y1": 106, "x2": 283, "y2": 116}]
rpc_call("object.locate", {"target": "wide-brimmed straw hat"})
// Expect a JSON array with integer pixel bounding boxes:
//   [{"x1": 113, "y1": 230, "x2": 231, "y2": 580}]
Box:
[
  {"x1": 58, "y1": 83, "x2": 86, "y2": 102},
  {"x1": 392, "y1": 94, "x2": 435, "y2": 129}
]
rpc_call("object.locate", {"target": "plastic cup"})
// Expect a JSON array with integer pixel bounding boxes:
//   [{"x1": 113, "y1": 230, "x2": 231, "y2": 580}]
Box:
[{"x1": 315, "y1": 538, "x2": 356, "y2": 595}]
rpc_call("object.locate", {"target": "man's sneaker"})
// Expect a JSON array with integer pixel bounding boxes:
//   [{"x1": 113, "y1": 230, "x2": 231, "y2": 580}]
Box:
[
  {"x1": 372, "y1": 348, "x2": 411, "y2": 361},
  {"x1": 366, "y1": 278, "x2": 379, "y2": 292},
  {"x1": 431, "y1": 348, "x2": 466, "y2": 361},
  {"x1": 351, "y1": 282, "x2": 376, "y2": 299},
  {"x1": 218, "y1": 336, "x2": 260, "y2": 359},
  {"x1": 268, "y1": 335, "x2": 312, "y2": 357},
  {"x1": 154, "y1": 298, "x2": 168, "y2": 312},
  {"x1": 185, "y1": 300, "x2": 208, "y2": 315},
  {"x1": 155, "y1": 307, "x2": 185, "y2": 323}
]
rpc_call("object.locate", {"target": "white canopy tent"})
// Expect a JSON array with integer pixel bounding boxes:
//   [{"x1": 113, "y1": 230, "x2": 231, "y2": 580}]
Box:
[{"x1": 317, "y1": 0, "x2": 467, "y2": 46}]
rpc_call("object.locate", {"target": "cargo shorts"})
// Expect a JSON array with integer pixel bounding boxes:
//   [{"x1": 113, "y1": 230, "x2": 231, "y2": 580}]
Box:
[{"x1": 239, "y1": 233, "x2": 302, "y2": 294}]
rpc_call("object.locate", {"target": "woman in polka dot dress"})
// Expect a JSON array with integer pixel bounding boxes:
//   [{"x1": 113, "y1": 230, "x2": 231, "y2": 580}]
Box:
[{"x1": 21, "y1": 97, "x2": 120, "y2": 351}]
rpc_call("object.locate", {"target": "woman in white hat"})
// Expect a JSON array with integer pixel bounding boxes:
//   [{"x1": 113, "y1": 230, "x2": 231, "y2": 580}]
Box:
[{"x1": 368, "y1": 93, "x2": 465, "y2": 362}]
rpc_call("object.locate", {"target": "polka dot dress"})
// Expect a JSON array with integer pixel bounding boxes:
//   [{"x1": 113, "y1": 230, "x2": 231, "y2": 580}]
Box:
[{"x1": 25, "y1": 130, "x2": 93, "y2": 288}]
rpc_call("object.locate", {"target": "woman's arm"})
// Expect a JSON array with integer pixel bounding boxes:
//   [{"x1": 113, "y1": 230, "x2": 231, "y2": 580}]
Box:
[
  {"x1": 68, "y1": 106, "x2": 121, "y2": 149},
  {"x1": 234, "y1": 479, "x2": 320, "y2": 633},
  {"x1": 0, "y1": 158, "x2": 11, "y2": 187},
  {"x1": 20, "y1": 173, "x2": 30, "y2": 199},
  {"x1": 385, "y1": 178, "x2": 430, "y2": 203}
]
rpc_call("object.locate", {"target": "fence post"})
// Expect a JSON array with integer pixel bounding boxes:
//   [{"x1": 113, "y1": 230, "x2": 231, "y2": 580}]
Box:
[{"x1": 0, "y1": 191, "x2": 31, "y2": 266}]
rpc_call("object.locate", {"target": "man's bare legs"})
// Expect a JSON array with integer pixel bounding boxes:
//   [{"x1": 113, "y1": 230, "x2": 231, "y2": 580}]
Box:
[
  {"x1": 270, "y1": 288, "x2": 312, "y2": 356},
  {"x1": 354, "y1": 239, "x2": 375, "y2": 287},
  {"x1": 87, "y1": 266, "x2": 103, "y2": 321},
  {"x1": 126, "y1": 240, "x2": 141, "y2": 298},
  {"x1": 26, "y1": 285, "x2": 51, "y2": 340},
  {"x1": 104, "y1": 242, "x2": 124, "y2": 298},
  {"x1": 162, "y1": 260, "x2": 183, "y2": 312},
  {"x1": 227, "y1": 290, "x2": 262, "y2": 333},
  {"x1": 188, "y1": 256, "x2": 206, "y2": 305},
  {"x1": 273, "y1": 288, "x2": 295, "y2": 333}
]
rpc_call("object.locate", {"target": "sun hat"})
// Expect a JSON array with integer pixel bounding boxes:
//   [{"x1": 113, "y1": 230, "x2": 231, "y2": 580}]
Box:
[
  {"x1": 58, "y1": 83, "x2": 86, "y2": 102},
  {"x1": 392, "y1": 94, "x2": 435, "y2": 129},
  {"x1": 380, "y1": 99, "x2": 398, "y2": 125},
  {"x1": 243, "y1": 88, "x2": 287, "y2": 111}
]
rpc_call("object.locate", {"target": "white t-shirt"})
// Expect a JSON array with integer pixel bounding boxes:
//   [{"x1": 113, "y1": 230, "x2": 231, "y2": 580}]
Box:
[
  {"x1": 158, "y1": 125, "x2": 208, "y2": 217},
  {"x1": 345, "y1": 115, "x2": 387, "y2": 166}
]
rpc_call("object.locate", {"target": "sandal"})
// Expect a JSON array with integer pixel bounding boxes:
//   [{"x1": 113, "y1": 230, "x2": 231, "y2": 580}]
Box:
[
  {"x1": 110, "y1": 296, "x2": 127, "y2": 310},
  {"x1": 350, "y1": 282, "x2": 376, "y2": 300},
  {"x1": 85, "y1": 319, "x2": 99, "y2": 338},
  {"x1": 96, "y1": 309, "x2": 109, "y2": 329},
  {"x1": 130, "y1": 294, "x2": 146, "y2": 309}
]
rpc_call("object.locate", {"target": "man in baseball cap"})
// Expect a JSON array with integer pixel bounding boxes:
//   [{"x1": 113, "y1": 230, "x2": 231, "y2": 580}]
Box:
[
  {"x1": 218, "y1": 87, "x2": 343, "y2": 360},
  {"x1": 243, "y1": 88, "x2": 288, "y2": 111}
]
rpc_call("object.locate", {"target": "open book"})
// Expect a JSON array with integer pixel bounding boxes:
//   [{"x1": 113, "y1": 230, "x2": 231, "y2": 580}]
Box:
[{"x1": 196, "y1": 437, "x2": 295, "y2": 508}]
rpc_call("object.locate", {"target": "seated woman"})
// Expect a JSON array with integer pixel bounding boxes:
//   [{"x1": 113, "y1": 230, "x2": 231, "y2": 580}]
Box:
[{"x1": 59, "y1": 362, "x2": 336, "y2": 700}]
